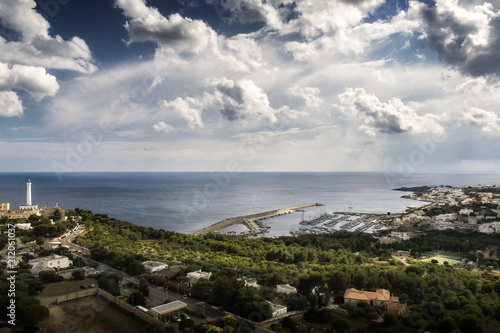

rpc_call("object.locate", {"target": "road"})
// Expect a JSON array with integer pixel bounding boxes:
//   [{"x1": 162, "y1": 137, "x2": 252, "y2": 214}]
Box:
[
  {"x1": 49, "y1": 224, "x2": 224, "y2": 318},
  {"x1": 70, "y1": 252, "x2": 225, "y2": 319}
]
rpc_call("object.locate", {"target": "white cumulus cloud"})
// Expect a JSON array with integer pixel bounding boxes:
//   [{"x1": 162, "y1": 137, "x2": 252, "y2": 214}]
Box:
[
  {"x1": 211, "y1": 77, "x2": 278, "y2": 123},
  {"x1": 0, "y1": 91, "x2": 23, "y2": 117},
  {"x1": 160, "y1": 97, "x2": 204, "y2": 129},
  {"x1": 463, "y1": 107, "x2": 500, "y2": 132},
  {"x1": 152, "y1": 121, "x2": 174, "y2": 132},
  {"x1": 288, "y1": 86, "x2": 323, "y2": 108},
  {"x1": 0, "y1": 63, "x2": 59, "y2": 101},
  {"x1": 116, "y1": 0, "x2": 217, "y2": 54},
  {"x1": 338, "y1": 87, "x2": 444, "y2": 136},
  {"x1": 0, "y1": 0, "x2": 96, "y2": 117}
]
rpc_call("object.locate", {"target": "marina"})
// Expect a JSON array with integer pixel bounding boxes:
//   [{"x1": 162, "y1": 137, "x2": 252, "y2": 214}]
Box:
[{"x1": 293, "y1": 211, "x2": 389, "y2": 236}]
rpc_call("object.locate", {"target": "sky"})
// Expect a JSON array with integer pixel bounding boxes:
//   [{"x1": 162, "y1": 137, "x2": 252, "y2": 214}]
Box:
[{"x1": 1, "y1": 0, "x2": 500, "y2": 174}]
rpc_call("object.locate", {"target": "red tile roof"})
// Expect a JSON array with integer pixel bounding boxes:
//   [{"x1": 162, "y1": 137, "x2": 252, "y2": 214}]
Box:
[{"x1": 344, "y1": 288, "x2": 395, "y2": 302}]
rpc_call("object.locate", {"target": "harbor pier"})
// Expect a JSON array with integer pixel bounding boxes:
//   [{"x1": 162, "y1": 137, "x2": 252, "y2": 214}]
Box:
[{"x1": 193, "y1": 203, "x2": 323, "y2": 236}]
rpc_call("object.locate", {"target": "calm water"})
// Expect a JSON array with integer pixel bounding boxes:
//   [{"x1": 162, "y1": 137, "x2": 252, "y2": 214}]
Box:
[{"x1": 0, "y1": 172, "x2": 499, "y2": 235}]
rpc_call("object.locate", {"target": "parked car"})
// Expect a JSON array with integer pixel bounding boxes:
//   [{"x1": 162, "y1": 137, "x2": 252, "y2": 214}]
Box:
[
  {"x1": 88, "y1": 284, "x2": 95, "y2": 288},
  {"x1": 180, "y1": 313, "x2": 190, "y2": 320},
  {"x1": 80, "y1": 285, "x2": 87, "y2": 289},
  {"x1": 171, "y1": 314, "x2": 181, "y2": 322}
]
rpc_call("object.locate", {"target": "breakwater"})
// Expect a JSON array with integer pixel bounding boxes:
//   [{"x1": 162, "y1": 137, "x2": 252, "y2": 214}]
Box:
[{"x1": 193, "y1": 203, "x2": 324, "y2": 236}]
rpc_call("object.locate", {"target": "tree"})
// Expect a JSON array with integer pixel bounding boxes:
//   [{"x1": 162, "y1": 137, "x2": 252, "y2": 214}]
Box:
[
  {"x1": 38, "y1": 270, "x2": 63, "y2": 283},
  {"x1": 17, "y1": 296, "x2": 49, "y2": 330},
  {"x1": 52, "y1": 208, "x2": 62, "y2": 221},
  {"x1": 205, "y1": 325, "x2": 223, "y2": 333},
  {"x1": 139, "y1": 276, "x2": 150, "y2": 297},
  {"x1": 72, "y1": 269, "x2": 85, "y2": 281},
  {"x1": 437, "y1": 316, "x2": 458, "y2": 333},
  {"x1": 382, "y1": 310, "x2": 399, "y2": 326},
  {"x1": 459, "y1": 314, "x2": 484, "y2": 333},
  {"x1": 97, "y1": 275, "x2": 120, "y2": 296},
  {"x1": 222, "y1": 315, "x2": 237, "y2": 328},
  {"x1": 128, "y1": 291, "x2": 146, "y2": 307},
  {"x1": 179, "y1": 318, "x2": 194, "y2": 331},
  {"x1": 308, "y1": 293, "x2": 318, "y2": 308}
]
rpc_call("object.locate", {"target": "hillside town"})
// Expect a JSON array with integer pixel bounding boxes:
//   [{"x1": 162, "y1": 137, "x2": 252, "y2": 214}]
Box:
[
  {"x1": 1, "y1": 181, "x2": 500, "y2": 333},
  {"x1": 391, "y1": 185, "x2": 500, "y2": 233}
]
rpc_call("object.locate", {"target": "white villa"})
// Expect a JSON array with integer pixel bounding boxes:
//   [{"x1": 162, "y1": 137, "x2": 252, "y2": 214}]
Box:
[
  {"x1": 276, "y1": 284, "x2": 297, "y2": 294},
  {"x1": 29, "y1": 254, "x2": 72, "y2": 273},
  {"x1": 187, "y1": 270, "x2": 212, "y2": 287},
  {"x1": 142, "y1": 261, "x2": 168, "y2": 273}
]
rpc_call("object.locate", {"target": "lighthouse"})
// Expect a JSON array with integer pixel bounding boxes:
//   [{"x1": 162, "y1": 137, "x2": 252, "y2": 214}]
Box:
[
  {"x1": 27, "y1": 179, "x2": 32, "y2": 206},
  {"x1": 19, "y1": 179, "x2": 38, "y2": 210}
]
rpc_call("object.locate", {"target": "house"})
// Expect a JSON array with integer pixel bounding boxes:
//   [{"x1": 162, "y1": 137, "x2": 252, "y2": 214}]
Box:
[
  {"x1": 15, "y1": 223, "x2": 32, "y2": 230},
  {"x1": 241, "y1": 277, "x2": 260, "y2": 290},
  {"x1": 29, "y1": 255, "x2": 72, "y2": 273},
  {"x1": 142, "y1": 261, "x2": 168, "y2": 273},
  {"x1": 385, "y1": 302, "x2": 408, "y2": 315},
  {"x1": 186, "y1": 270, "x2": 212, "y2": 287},
  {"x1": 268, "y1": 302, "x2": 287, "y2": 317},
  {"x1": 276, "y1": 284, "x2": 297, "y2": 294},
  {"x1": 343, "y1": 288, "x2": 399, "y2": 306}
]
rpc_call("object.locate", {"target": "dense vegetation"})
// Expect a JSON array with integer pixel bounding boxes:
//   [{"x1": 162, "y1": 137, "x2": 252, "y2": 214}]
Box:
[
  {"x1": 73, "y1": 212, "x2": 500, "y2": 332},
  {"x1": 0, "y1": 261, "x2": 49, "y2": 331}
]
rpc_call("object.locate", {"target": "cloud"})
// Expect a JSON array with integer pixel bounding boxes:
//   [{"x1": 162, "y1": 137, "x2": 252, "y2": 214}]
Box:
[
  {"x1": 211, "y1": 77, "x2": 278, "y2": 122},
  {"x1": 287, "y1": 86, "x2": 323, "y2": 108},
  {"x1": 160, "y1": 97, "x2": 204, "y2": 129},
  {"x1": 116, "y1": 0, "x2": 217, "y2": 54},
  {"x1": 0, "y1": 91, "x2": 23, "y2": 117},
  {"x1": 415, "y1": 1, "x2": 500, "y2": 77},
  {"x1": 152, "y1": 121, "x2": 174, "y2": 132},
  {"x1": 463, "y1": 107, "x2": 500, "y2": 132},
  {"x1": 0, "y1": 0, "x2": 96, "y2": 74},
  {"x1": 0, "y1": 0, "x2": 50, "y2": 40},
  {"x1": 338, "y1": 87, "x2": 444, "y2": 136},
  {"x1": 0, "y1": 63, "x2": 59, "y2": 101},
  {"x1": 0, "y1": 0, "x2": 96, "y2": 117}
]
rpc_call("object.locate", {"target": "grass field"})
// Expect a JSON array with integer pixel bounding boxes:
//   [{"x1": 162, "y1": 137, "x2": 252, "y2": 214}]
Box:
[
  {"x1": 39, "y1": 278, "x2": 98, "y2": 298},
  {"x1": 38, "y1": 296, "x2": 150, "y2": 333},
  {"x1": 420, "y1": 250, "x2": 465, "y2": 265}
]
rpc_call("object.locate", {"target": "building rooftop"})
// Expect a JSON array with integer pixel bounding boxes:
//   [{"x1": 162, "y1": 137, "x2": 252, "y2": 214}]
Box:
[
  {"x1": 149, "y1": 301, "x2": 187, "y2": 316},
  {"x1": 277, "y1": 284, "x2": 297, "y2": 291},
  {"x1": 143, "y1": 261, "x2": 167, "y2": 268},
  {"x1": 29, "y1": 254, "x2": 68, "y2": 263},
  {"x1": 344, "y1": 288, "x2": 398, "y2": 303}
]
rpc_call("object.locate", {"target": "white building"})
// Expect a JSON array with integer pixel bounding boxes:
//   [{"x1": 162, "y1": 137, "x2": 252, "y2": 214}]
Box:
[
  {"x1": 187, "y1": 270, "x2": 212, "y2": 287},
  {"x1": 268, "y1": 302, "x2": 287, "y2": 317},
  {"x1": 29, "y1": 254, "x2": 72, "y2": 273},
  {"x1": 241, "y1": 277, "x2": 260, "y2": 290},
  {"x1": 142, "y1": 261, "x2": 168, "y2": 273},
  {"x1": 15, "y1": 223, "x2": 32, "y2": 230},
  {"x1": 276, "y1": 284, "x2": 297, "y2": 294},
  {"x1": 459, "y1": 208, "x2": 473, "y2": 215}
]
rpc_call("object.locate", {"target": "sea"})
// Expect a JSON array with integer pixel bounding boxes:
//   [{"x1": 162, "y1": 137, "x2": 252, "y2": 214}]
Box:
[{"x1": 1, "y1": 172, "x2": 499, "y2": 236}]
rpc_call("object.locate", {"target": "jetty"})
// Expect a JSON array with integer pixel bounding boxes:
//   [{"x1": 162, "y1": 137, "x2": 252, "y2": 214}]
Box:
[{"x1": 193, "y1": 203, "x2": 324, "y2": 236}]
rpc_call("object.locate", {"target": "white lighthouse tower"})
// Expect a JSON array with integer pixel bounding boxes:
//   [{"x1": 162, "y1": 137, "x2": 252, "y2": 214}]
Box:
[
  {"x1": 19, "y1": 179, "x2": 38, "y2": 210},
  {"x1": 27, "y1": 179, "x2": 32, "y2": 206}
]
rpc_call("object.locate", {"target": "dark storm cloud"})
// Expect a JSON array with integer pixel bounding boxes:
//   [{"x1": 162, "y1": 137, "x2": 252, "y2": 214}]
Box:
[
  {"x1": 419, "y1": 3, "x2": 500, "y2": 77},
  {"x1": 214, "y1": 83, "x2": 245, "y2": 121}
]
